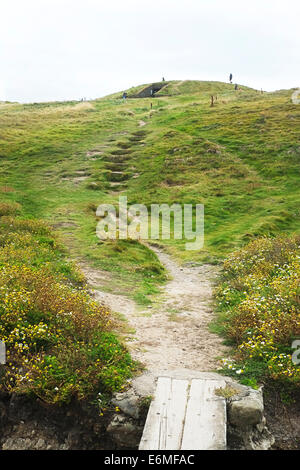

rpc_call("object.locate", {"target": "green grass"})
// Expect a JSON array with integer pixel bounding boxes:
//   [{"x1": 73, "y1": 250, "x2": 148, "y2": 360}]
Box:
[{"x1": 0, "y1": 80, "x2": 299, "y2": 298}]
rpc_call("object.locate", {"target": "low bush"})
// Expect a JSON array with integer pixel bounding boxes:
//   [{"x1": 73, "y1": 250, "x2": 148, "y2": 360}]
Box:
[
  {"x1": 0, "y1": 212, "x2": 136, "y2": 404},
  {"x1": 0, "y1": 202, "x2": 21, "y2": 217},
  {"x1": 216, "y1": 235, "x2": 300, "y2": 387}
]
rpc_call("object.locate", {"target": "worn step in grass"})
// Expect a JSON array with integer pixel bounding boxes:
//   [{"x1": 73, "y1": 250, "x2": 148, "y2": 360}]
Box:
[
  {"x1": 108, "y1": 181, "x2": 127, "y2": 189},
  {"x1": 110, "y1": 148, "x2": 133, "y2": 156},
  {"x1": 116, "y1": 141, "x2": 132, "y2": 149},
  {"x1": 107, "y1": 171, "x2": 131, "y2": 182},
  {"x1": 103, "y1": 155, "x2": 132, "y2": 163},
  {"x1": 105, "y1": 162, "x2": 128, "y2": 171}
]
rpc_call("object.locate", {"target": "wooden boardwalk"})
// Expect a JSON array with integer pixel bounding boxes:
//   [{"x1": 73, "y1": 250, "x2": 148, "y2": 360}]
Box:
[{"x1": 139, "y1": 376, "x2": 227, "y2": 450}]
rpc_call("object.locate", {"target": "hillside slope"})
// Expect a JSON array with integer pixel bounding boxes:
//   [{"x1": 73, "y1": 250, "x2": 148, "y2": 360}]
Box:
[{"x1": 0, "y1": 80, "x2": 299, "y2": 299}]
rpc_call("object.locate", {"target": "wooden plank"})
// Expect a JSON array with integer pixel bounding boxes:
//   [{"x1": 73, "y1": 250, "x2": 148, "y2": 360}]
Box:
[
  {"x1": 181, "y1": 379, "x2": 226, "y2": 450},
  {"x1": 160, "y1": 378, "x2": 189, "y2": 450},
  {"x1": 139, "y1": 377, "x2": 189, "y2": 450},
  {"x1": 139, "y1": 377, "x2": 171, "y2": 450}
]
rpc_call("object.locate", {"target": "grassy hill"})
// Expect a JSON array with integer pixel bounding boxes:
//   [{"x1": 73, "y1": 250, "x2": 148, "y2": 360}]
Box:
[
  {"x1": 0, "y1": 79, "x2": 299, "y2": 403},
  {"x1": 0, "y1": 80, "x2": 299, "y2": 300}
]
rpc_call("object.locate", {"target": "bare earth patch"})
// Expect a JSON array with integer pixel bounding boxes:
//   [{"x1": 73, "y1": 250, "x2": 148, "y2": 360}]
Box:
[{"x1": 80, "y1": 246, "x2": 228, "y2": 373}]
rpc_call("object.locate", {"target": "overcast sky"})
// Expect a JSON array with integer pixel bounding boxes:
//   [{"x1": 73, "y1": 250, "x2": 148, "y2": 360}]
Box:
[{"x1": 1, "y1": 0, "x2": 299, "y2": 102}]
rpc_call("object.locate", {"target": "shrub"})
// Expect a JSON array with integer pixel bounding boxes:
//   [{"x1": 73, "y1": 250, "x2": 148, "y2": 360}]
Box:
[
  {"x1": 0, "y1": 214, "x2": 136, "y2": 404},
  {"x1": 0, "y1": 202, "x2": 21, "y2": 217},
  {"x1": 217, "y1": 235, "x2": 300, "y2": 386},
  {"x1": 0, "y1": 216, "x2": 51, "y2": 235}
]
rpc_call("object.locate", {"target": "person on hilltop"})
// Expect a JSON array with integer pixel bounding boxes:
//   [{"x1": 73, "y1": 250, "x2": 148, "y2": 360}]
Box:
[{"x1": 229, "y1": 73, "x2": 233, "y2": 83}]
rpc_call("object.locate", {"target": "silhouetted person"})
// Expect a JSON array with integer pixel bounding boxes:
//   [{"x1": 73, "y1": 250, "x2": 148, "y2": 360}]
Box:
[
  {"x1": 229, "y1": 73, "x2": 233, "y2": 83},
  {"x1": 162, "y1": 77, "x2": 165, "y2": 81},
  {"x1": 122, "y1": 92, "x2": 127, "y2": 100},
  {"x1": 234, "y1": 84, "x2": 238, "y2": 90}
]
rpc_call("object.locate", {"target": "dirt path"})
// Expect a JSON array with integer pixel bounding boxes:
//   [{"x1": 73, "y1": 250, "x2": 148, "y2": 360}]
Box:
[
  {"x1": 80, "y1": 246, "x2": 228, "y2": 373},
  {"x1": 77, "y1": 120, "x2": 228, "y2": 373}
]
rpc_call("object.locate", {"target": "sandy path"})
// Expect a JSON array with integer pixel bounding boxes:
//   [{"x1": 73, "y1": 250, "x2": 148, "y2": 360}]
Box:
[
  {"x1": 79, "y1": 119, "x2": 228, "y2": 372},
  {"x1": 81, "y1": 246, "x2": 228, "y2": 373}
]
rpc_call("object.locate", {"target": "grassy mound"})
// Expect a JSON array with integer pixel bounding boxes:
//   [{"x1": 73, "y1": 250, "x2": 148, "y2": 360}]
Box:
[{"x1": 0, "y1": 81, "x2": 299, "y2": 288}]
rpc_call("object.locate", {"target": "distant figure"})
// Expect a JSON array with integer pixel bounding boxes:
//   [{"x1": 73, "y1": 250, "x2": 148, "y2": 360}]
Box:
[
  {"x1": 150, "y1": 102, "x2": 153, "y2": 109},
  {"x1": 122, "y1": 92, "x2": 127, "y2": 100},
  {"x1": 162, "y1": 77, "x2": 165, "y2": 81},
  {"x1": 229, "y1": 73, "x2": 233, "y2": 83},
  {"x1": 234, "y1": 83, "x2": 238, "y2": 91}
]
